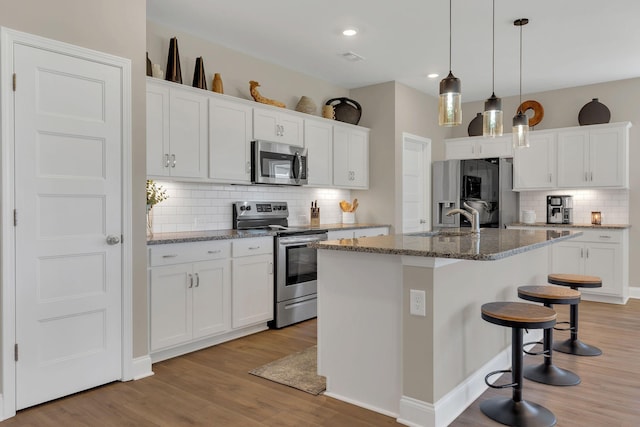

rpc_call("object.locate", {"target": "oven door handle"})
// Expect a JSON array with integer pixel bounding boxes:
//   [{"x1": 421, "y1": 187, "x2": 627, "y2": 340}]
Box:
[{"x1": 278, "y1": 235, "x2": 327, "y2": 245}]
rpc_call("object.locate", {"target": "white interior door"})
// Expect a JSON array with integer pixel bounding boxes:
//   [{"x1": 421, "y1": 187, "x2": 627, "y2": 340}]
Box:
[
  {"x1": 13, "y1": 42, "x2": 123, "y2": 409},
  {"x1": 402, "y1": 133, "x2": 431, "y2": 233}
]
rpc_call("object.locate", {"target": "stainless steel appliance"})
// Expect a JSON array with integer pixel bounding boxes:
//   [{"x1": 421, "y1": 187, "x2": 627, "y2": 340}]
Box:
[
  {"x1": 432, "y1": 158, "x2": 518, "y2": 229},
  {"x1": 547, "y1": 195, "x2": 573, "y2": 224},
  {"x1": 232, "y1": 201, "x2": 327, "y2": 328},
  {"x1": 251, "y1": 140, "x2": 308, "y2": 186}
]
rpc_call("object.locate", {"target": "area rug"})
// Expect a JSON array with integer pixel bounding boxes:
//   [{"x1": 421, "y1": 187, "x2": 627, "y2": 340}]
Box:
[{"x1": 249, "y1": 345, "x2": 326, "y2": 395}]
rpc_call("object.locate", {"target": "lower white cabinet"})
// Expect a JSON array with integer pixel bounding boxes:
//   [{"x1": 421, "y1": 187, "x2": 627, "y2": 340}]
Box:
[{"x1": 328, "y1": 226, "x2": 389, "y2": 240}]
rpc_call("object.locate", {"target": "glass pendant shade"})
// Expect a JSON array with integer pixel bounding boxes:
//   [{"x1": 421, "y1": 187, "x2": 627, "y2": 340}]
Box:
[
  {"x1": 482, "y1": 93, "x2": 503, "y2": 137},
  {"x1": 438, "y1": 72, "x2": 462, "y2": 126},
  {"x1": 512, "y1": 111, "x2": 530, "y2": 148}
]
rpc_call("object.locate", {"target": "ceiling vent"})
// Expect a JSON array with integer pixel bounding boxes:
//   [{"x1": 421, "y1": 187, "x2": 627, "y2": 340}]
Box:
[{"x1": 341, "y1": 51, "x2": 365, "y2": 62}]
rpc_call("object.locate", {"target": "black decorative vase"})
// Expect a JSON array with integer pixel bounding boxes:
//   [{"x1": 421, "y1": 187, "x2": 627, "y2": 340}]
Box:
[
  {"x1": 578, "y1": 98, "x2": 610, "y2": 126},
  {"x1": 192, "y1": 57, "x2": 207, "y2": 90},
  {"x1": 468, "y1": 112, "x2": 483, "y2": 136},
  {"x1": 325, "y1": 97, "x2": 362, "y2": 125},
  {"x1": 165, "y1": 37, "x2": 183, "y2": 84},
  {"x1": 146, "y1": 52, "x2": 152, "y2": 77}
]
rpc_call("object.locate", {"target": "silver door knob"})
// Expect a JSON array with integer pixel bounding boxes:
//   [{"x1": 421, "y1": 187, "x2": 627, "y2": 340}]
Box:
[{"x1": 106, "y1": 235, "x2": 120, "y2": 245}]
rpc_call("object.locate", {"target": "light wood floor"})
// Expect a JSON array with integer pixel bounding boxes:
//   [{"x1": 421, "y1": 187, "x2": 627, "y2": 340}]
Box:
[{"x1": 2, "y1": 299, "x2": 639, "y2": 426}]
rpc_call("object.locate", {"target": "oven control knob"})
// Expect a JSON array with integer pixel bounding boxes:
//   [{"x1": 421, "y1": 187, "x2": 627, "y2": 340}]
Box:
[
  {"x1": 246, "y1": 206, "x2": 252, "y2": 211},
  {"x1": 240, "y1": 206, "x2": 246, "y2": 211}
]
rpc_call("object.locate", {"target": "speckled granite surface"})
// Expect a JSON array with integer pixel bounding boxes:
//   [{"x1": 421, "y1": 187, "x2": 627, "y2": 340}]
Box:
[
  {"x1": 509, "y1": 222, "x2": 630, "y2": 230},
  {"x1": 147, "y1": 223, "x2": 391, "y2": 245},
  {"x1": 311, "y1": 228, "x2": 582, "y2": 261}
]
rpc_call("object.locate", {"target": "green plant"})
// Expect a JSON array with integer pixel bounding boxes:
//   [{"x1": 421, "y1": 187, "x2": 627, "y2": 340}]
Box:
[{"x1": 146, "y1": 180, "x2": 168, "y2": 208}]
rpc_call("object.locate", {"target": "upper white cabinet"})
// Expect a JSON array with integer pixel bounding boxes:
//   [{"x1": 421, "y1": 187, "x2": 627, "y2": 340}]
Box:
[
  {"x1": 445, "y1": 135, "x2": 513, "y2": 160},
  {"x1": 333, "y1": 125, "x2": 369, "y2": 189},
  {"x1": 253, "y1": 107, "x2": 303, "y2": 146},
  {"x1": 513, "y1": 132, "x2": 557, "y2": 190},
  {"x1": 557, "y1": 123, "x2": 629, "y2": 188},
  {"x1": 209, "y1": 97, "x2": 252, "y2": 184},
  {"x1": 304, "y1": 118, "x2": 333, "y2": 187},
  {"x1": 146, "y1": 79, "x2": 208, "y2": 178}
]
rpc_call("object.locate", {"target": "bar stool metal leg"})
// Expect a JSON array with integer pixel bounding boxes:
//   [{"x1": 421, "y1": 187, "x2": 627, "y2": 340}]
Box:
[
  {"x1": 480, "y1": 327, "x2": 557, "y2": 427},
  {"x1": 553, "y1": 293, "x2": 602, "y2": 356}
]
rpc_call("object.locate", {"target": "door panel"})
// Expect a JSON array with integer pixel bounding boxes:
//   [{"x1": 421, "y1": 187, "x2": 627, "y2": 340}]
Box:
[{"x1": 14, "y1": 43, "x2": 122, "y2": 409}]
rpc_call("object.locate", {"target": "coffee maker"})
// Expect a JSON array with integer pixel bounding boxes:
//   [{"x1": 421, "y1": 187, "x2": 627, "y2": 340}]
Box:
[{"x1": 547, "y1": 195, "x2": 573, "y2": 224}]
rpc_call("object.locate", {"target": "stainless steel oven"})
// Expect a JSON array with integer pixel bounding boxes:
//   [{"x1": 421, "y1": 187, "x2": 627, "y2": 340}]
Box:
[
  {"x1": 251, "y1": 140, "x2": 308, "y2": 186},
  {"x1": 274, "y1": 230, "x2": 327, "y2": 328}
]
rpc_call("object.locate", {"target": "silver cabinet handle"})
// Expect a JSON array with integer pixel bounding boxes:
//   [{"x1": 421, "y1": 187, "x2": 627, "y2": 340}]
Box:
[
  {"x1": 599, "y1": 235, "x2": 612, "y2": 239},
  {"x1": 548, "y1": 173, "x2": 552, "y2": 183},
  {"x1": 586, "y1": 248, "x2": 589, "y2": 258},
  {"x1": 164, "y1": 154, "x2": 170, "y2": 168},
  {"x1": 580, "y1": 248, "x2": 584, "y2": 258},
  {"x1": 162, "y1": 254, "x2": 178, "y2": 258},
  {"x1": 194, "y1": 273, "x2": 200, "y2": 287},
  {"x1": 269, "y1": 262, "x2": 273, "y2": 274},
  {"x1": 248, "y1": 246, "x2": 260, "y2": 250},
  {"x1": 585, "y1": 172, "x2": 588, "y2": 182},
  {"x1": 171, "y1": 154, "x2": 176, "y2": 167},
  {"x1": 106, "y1": 235, "x2": 120, "y2": 245},
  {"x1": 188, "y1": 273, "x2": 193, "y2": 288},
  {"x1": 590, "y1": 171, "x2": 593, "y2": 181},
  {"x1": 246, "y1": 161, "x2": 251, "y2": 173},
  {"x1": 420, "y1": 219, "x2": 426, "y2": 224},
  {"x1": 280, "y1": 124, "x2": 285, "y2": 136},
  {"x1": 207, "y1": 250, "x2": 222, "y2": 254}
]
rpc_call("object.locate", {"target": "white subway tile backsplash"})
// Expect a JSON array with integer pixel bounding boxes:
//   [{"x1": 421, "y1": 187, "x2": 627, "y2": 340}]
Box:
[
  {"x1": 518, "y1": 189, "x2": 629, "y2": 224},
  {"x1": 149, "y1": 181, "x2": 352, "y2": 233}
]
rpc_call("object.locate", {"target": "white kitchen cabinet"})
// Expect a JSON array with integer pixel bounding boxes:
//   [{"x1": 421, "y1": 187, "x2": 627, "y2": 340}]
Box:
[
  {"x1": 445, "y1": 135, "x2": 513, "y2": 160},
  {"x1": 209, "y1": 97, "x2": 252, "y2": 184},
  {"x1": 146, "y1": 79, "x2": 208, "y2": 179},
  {"x1": 150, "y1": 258, "x2": 230, "y2": 351},
  {"x1": 513, "y1": 131, "x2": 557, "y2": 190},
  {"x1": 304, "y1": 118, "x2": 333, "y2": 187},
  {"x1": 253, "y1": 107, "x2": 303, "y2": 146},
  {"x1": 328, "y1": 226, "x2": 389, "y2": 240},
  {"x1": 231, "y1": 237, "x2": 274, "y2": 328},
  {"x1": 557, "y1": 123, "x2": 629, "y2": 188},
  {"x1": 333, "y1": 125, "x2": 369, "y2": 189}
]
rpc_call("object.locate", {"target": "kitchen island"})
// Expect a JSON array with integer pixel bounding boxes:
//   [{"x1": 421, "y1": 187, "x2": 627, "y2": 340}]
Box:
[{"x1": 313, "y1": 228, "x2": 580, "y2": 427}]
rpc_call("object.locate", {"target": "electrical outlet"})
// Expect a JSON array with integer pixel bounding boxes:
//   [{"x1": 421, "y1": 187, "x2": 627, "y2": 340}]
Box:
[{"x1": 410, "y1": 289, "x2": 426, "y2": 316}]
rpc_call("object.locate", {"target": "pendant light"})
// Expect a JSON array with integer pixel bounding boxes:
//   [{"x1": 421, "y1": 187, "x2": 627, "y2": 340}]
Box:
[
  {"x1": 438, "y1": 0, "x2": 462, "y2": 126},
  {"x1": 512, "y1": 18, "x2": 530, "y2": 148},
  {"x1": 482, "y1": 0, "x2": 503, "y2": 137}
]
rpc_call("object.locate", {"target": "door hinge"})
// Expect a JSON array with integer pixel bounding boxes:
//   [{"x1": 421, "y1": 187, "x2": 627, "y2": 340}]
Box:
[
  {"x1": 14, "y1": 344, "x2": 18, "y2": 361},
  {"x1": 13, "y1": 73, "x2": 16, "y2": 91},
  {"x1": 13, "y1": 209, "x2": 17, "y2": 226}
]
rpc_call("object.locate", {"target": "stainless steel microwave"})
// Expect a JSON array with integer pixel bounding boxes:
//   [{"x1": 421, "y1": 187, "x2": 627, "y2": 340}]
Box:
[{"x1": 251, "y1": 140, "x2": 308, "y2": 185}]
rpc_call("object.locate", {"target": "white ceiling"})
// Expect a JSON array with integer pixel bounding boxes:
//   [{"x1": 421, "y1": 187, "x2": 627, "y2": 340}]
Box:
[{"x1": 147, "y1": 0, "x2": 640, "y2": 102}]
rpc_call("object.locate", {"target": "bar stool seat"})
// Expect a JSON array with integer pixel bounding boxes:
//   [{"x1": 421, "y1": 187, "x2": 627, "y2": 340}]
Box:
[
  {"x1": 480, "y1": 302, "x2": 557, "y2": 427},
  {"x1": 548, "y1": 273, "x2": 602, "y2": 356},
  {"x1": 518, "y1": 285, "x2": 581, "y2": 386}
]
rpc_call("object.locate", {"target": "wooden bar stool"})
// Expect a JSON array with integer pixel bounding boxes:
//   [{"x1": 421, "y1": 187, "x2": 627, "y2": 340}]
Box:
[
  {"x1": 548, "y1": 273, "x2": 602, "y2": 356},
  {"x1": 481, "y1": 302, "x2": 557, "y2": 427},
  {"x1": 518, "y1": 285, "x2": 581, "y2": 386}
]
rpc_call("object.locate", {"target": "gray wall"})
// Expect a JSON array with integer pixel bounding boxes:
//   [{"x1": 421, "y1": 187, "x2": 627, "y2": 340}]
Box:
[
  {"x1": 453, "y1": 78, "x2": 640, "y2": 287},
  {"x1": 0, "y1": 0, "x2": 149, "y2": 359}
]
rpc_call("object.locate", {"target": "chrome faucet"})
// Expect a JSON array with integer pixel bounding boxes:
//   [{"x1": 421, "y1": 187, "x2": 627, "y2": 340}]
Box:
[{"x1": 446, "y1": 202, "x2": 480, "y2": 233}]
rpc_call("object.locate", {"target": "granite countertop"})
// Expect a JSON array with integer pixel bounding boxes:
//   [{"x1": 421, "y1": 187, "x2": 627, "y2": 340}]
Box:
[
  {"x1": 147, "y1": 223, "x2": 391, "y2": 245},
  {"x1": 311, "y1": 228, "x2": 582, "y2": 261},
  {"x1": 509, "y1": 222, "x2": 631, "y2": 230}
]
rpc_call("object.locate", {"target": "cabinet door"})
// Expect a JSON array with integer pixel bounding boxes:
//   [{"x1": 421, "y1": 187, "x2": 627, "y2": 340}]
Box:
[
  {"x1": 333, "y1": 127, "x2": 351, "y2": 186},
  {"x1": 445, "y1": 139, "x2": 475, "y2": 160},
  {"x1": 550, "y1": 241, "x2": 584, "y2": 275},
  {"x1": 209, "y1": 98, "x2": 252, "y2": 183},
  {"x1": 333, "y1": 126, "x2": 368, "y2": 188},
  {"x1": 353, "y1": 227, "x2": 390, "y2": 238},
  {"x1": 584, "y1": 243, "x2": 620, "y2": 296},
  {"x1": 192, "y1": 259, "x2": 231, "y2": 339},
  {"x1": 169, "y1": 89, "x2": 208, "y2": 178},
  {"x1": 589, "y1": 126, "x2": 626, "y2": 187},
  {"x1": 304, "y1": 119, "x2": 333, "y2": 186},
  {"x1": 557, "y1": 130, "x2": 589, "y2": 188},
  {"x1": 150, "y1": 264, "x2": 193, "y2": 351},
  {"x1": 279, "y1": 113, "x2": 304, "y2": 146},
  {"x1": 232, "y1": 254, "x2": 274, "y2": 328},
  {"x1": 513, "y1": 132, "x2": 556, "y2": 190},
  {"x1": 146, "y1": 82, "x2": 170, "y2": 176},
  {"x1": 327, "y1": 229, "x2": 354, "y2": 240},
  {"x1": 253, "y1": 107, "x2": 280, "y2": 141},
  {"x1": 477, "y1": 135, "x2": 513, "y2": 158}
]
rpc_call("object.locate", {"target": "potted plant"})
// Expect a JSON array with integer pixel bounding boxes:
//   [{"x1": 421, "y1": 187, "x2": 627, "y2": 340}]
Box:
[{"x1": 146, "y1": 180, "x2": 168, "y2": 237}]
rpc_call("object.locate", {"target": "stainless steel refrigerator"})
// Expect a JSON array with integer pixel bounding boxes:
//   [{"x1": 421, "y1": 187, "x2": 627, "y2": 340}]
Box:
[{"x1": 432, "y1": 158, "x2": 518, "y2": 229}]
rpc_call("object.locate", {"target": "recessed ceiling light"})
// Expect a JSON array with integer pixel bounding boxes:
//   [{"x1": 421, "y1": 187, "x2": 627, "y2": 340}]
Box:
[
  {"x1": 427, "y1": 73, "x2": 439, "y2": 79},
  {"x1": 342, "y1": 28, "x2": 358, "y2": 37}
]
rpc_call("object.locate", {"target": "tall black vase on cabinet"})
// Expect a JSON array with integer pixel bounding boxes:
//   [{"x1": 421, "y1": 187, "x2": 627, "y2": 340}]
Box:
[
  {"x1": 192, "y1": 57, "x2": 207, "y2": 90},
  {"x1": 165, "y1": 37, "x2": 182, "y2": 84}
]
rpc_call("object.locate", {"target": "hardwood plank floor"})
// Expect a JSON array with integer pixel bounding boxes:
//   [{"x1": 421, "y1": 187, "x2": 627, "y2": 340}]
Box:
[{"x1": 2, "y1": 299, "x2": 639, "y2": 426}]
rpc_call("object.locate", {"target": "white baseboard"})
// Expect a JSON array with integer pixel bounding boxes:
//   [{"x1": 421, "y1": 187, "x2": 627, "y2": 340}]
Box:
[
  {"x1": 629, "y1": 286, "x2": 640, "y2": 299},
  {"x1": 397, "y1": 330, "x2": 542, "y2": 427},
  {"x1": 323, "y1": 391, "x2": 399, "y2": 419},
  {"x1": 130, "y1": 355, "x2": 154, "y2": 380}
]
